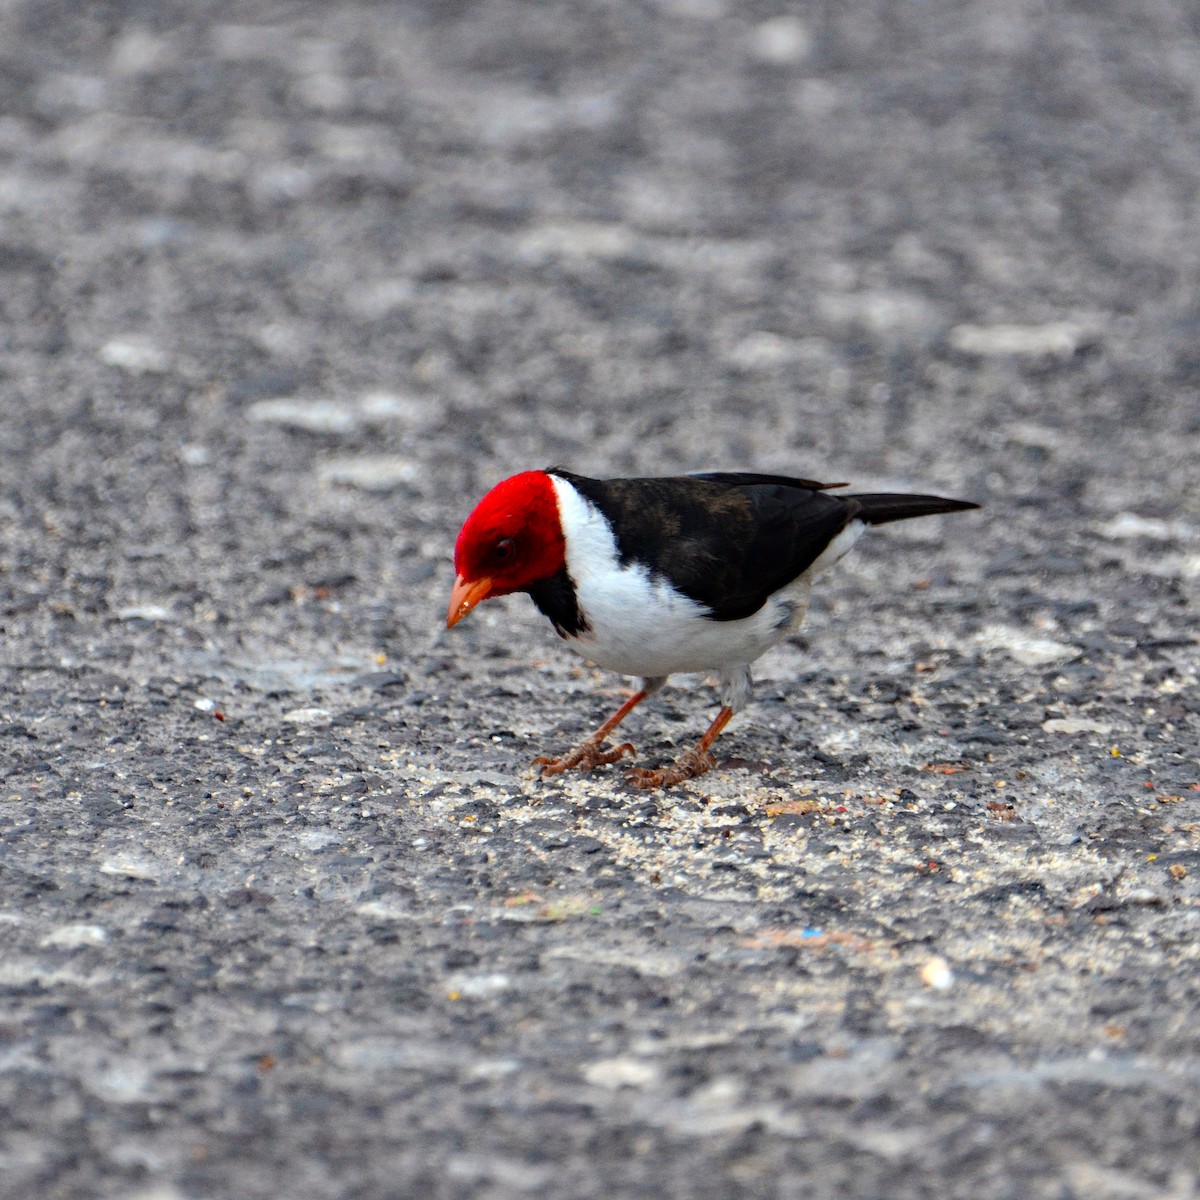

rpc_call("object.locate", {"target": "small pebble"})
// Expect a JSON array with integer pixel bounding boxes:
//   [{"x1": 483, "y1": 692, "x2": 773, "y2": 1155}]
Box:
[
  {"x1": 317, "y1": 455, "x2": 420, "y2": 492},
  {"x1": 920, "y1": 956, "x2": 954, "y2": 990},
  {"x1": 116, "y1": 604, "x2": 171, "y2": 622},
  {"x1": 99, "y1": 337, "x2": 170, "y2": 374},
  {"x1": 583, "y1": 1057, "x2": 661, "y2": 1089},
  {"x1": 1042, "y1": 717, "x2": 1112, "y2": 735},
  {"x1": 100, "y1": 858, "x2": 159, "y2": 881},
  {"x1": 41, "y1": 923, "x2": 108, "y2": 948},
  {"x1": 947, "y1": 320, "x2": 1092, "y2": 360},
  {"x1": 446, "y1": 972, "x2": 511, "y2": 998},
  {"x1": 282, "y1": 707, "x2": 333, "y2": 725},
  {"x1": 750, "y1": 16, "x2": 812, "y2": 64}
]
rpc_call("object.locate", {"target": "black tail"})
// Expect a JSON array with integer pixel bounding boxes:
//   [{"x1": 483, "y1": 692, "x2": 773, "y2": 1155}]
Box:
[{"x1": 846, "y1": 493, "x2": 980, "y2": 526}]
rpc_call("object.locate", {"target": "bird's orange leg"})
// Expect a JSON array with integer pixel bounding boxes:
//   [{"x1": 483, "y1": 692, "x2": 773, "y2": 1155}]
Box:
[
  {"x1": 534, "y1": 688, "x2": 650, "y2": 777},
  {"x1": 626, "y1": 705, "x2": 734, "y2": 790}
]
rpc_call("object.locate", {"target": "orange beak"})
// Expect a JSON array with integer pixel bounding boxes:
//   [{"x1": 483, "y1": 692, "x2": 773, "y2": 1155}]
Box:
[{"x1": 446, "y1": 575, "x2": 494, "y2": 628}]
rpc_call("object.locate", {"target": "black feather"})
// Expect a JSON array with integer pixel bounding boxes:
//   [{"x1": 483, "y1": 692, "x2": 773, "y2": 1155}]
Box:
[
  {"x1": 550, "y1": 471, "x2": 835, "y2": 621},
  {"x1": 527, "y1": 569, "x2": 589, "y2": 637},
  {"x1": 843, "y1": 493, "x2": 980, "y2": 525},
  {"x1": 689, "y1": 470, "x2": 849, "y2": 491},
  {"x1": 548, "y1": 469, "x2": 979, "y2": 624}
]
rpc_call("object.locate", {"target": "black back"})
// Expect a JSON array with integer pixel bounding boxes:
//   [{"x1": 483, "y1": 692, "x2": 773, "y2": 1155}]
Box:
[
  {"x1": 548, "y1": 469, "x2": 979, "y2": 624},
  {"x1": 550, "y1": 470, "x2": 857, "y2": 622}
]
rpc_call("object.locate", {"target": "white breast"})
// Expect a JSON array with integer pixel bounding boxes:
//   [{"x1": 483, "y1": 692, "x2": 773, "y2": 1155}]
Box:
[{"x1": 548, "y1": 475, "x2": 860, "y2": 680}]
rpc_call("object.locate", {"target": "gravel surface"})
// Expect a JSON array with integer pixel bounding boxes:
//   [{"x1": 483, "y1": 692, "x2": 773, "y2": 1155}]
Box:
[{"x1": 2, "y1": 3, "x2": 1199, "y2": 1198}]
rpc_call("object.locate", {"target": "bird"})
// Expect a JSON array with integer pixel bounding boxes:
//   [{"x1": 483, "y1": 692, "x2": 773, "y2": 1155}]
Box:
[{"x1": 447, "y1": 467, "x2": 979, "y2": 788}]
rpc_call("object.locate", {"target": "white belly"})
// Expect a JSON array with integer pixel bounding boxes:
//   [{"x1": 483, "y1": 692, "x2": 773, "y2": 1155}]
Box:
[
  {"x1": 569, "y1": 567, "x2": 809, "y2": 677},
  {"x1": 549, "y1": 476, "x2": 863, "y2": 679}
]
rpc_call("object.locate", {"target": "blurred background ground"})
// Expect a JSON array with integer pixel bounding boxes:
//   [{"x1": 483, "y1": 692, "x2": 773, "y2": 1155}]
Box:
[{"x1": 0, "y1": 2, "x2": 1198, "y2": 1198}]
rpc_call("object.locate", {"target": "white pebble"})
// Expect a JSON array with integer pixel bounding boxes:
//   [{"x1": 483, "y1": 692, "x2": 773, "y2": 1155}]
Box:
[
  {"x1": 246, "y1": 399, "x2": 359, "y2": 435},
  {"x1": 316, "y1": 455, "x2": 420, "y2": 492},
  {"x1": 100, "y1": 858, "x2": 159, "y2": 881},
  {"x1": 750, "y1": 16, "x2": 812, "y2": 64},
  {"x1": 116, "y1": 604, "x2": 171, "y2": 622},
  {"x1": 41, "y1": 923, "x2": 108, "y2": 949},
  {"x1": 948, "y1": 321, "x2": 1093, "y2": 360},
  {"x1": 920, "y1": 956, "x2": 954, "y2": 990},
  {"x1": 583, "y1": 1057, "x2": 662, "y2": 1089},
  {"x1": 1042, "y1": 717, "x2": 1112, "y2": 735},
  {"x1": 282, "y1": 707, "x2": 333, "y2": 725},
  {"x1": 976, "y1": 625, "x2": 1081, "y2": 667},
  {"x1": 448, "y1": 972, "x2": 512, "y2": 998},
  {"x1": 99, "y1": 337, "x2": 170, "y2": 374}
]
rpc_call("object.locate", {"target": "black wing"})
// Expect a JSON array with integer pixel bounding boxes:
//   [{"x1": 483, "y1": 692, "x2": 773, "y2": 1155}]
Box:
[
  {"x1": 551, "y1": 470, "x2": 855, "y2": 622},
  {"x1": 689, "y1": 470, "x2": 849, "y2": 491}
]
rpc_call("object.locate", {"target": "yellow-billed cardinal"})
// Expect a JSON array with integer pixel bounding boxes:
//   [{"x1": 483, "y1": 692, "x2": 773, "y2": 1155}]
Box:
[{"x1": 447, "y1": 469, "x2": 978, "y2": 788}]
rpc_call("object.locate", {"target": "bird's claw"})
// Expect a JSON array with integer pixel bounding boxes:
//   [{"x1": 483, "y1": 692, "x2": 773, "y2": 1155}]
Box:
[
  {"x1": 626, "y1": 747, "x2": 718, "y2": 790},
  {"x1": 534, "y1": 739, "x2": 637, "y2": 777}
]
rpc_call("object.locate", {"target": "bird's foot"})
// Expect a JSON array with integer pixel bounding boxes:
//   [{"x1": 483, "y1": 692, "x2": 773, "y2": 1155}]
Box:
[
  {"x1": 626, "y1": 746, "x2": 718, "y2": 790},
  {"x1": 534, "y1": 739, "x2": 637, "y2": 777}
]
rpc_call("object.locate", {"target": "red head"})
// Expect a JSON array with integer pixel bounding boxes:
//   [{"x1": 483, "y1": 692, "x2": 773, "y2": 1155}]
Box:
[{"x1": 447, "y1": 471, "x2": 566, "y2": 627}]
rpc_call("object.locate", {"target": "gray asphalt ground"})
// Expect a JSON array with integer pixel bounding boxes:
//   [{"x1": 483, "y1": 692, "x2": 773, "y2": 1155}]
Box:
[{"x1": 2, "y1": 2, "x2": 1199, "y2": 1198}]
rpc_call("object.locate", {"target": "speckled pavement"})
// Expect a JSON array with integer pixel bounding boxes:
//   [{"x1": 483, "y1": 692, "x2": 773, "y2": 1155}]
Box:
[{"x1": 1, "y1": 3, "x2": 1199, "y2": 1199}]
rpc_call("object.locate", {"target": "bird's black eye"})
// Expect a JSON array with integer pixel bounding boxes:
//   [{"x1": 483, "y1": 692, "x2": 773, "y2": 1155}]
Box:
[{"x1": 493, "y1": 537, "x2": 515, "y2": 562}]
